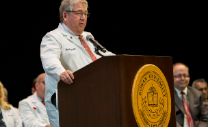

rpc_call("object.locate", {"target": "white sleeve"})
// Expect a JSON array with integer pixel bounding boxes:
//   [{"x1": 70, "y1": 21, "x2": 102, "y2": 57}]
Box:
[
  {"x1": 11, "y1": 106, "x2": 23, "y2": 127},
  {"x1": 18, "y1": 101, "x2": 47, "y2": 127},
  {"x1": 98, "y1": 50, "x2": 116, "y2": 56},
  {"x1": 40, "y1": 33, "x2": 65, "y2": 81}
]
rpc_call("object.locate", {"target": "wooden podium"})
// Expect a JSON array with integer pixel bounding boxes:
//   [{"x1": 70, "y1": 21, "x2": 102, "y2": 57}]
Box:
[{"x1": 58, "y1": 55, "x2": 176, "y2": 127}]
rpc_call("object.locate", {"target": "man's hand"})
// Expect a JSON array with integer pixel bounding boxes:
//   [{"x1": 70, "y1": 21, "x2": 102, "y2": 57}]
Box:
[
  {"x1": 60, "y1": 70, "x2": 74, "y2": 84},
  {"x1": 45, "y1": 124, "x2": 51, "y2": 127}
]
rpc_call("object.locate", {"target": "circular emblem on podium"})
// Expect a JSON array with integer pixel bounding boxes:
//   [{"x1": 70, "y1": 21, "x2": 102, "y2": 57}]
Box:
[{"x1": 132, "y1": 64, "x2": 171, "y2": 127}]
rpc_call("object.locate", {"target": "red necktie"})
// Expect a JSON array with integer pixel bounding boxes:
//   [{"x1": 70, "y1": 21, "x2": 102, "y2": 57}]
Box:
[
  {"x1": 42, "y1": 100, "x2": 45, "y2": 106},
  {"x1": 205, "y1": 104, "x2": 208, "y2": 110},
  {"x1": 79, "y1": 35, "x2": 97, "y2": 62},
  {"x1": 181, "y1": 92, "x2": 194, "y2": 127}
]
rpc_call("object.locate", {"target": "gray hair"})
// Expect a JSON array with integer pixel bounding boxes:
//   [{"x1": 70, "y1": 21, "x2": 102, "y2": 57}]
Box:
[
  {"x1": 192, "y1": 78, "x2": 207, "y2": 88},
  {"x1": 59, "y1": 0, "x2": 88, "y2": 22}
]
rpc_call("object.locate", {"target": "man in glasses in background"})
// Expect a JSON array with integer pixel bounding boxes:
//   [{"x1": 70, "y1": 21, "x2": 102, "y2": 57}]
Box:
[
  {"x1": 173, "y1": 62, "x2": 208, "y2": 127},
  {"x1": 40, "y1": 0, "x2": 114, "y2": 127},
  {"x1": 19, "y1": 73, "x2": 50, "y2": 127},
  {"x1": 192, "y1": 78, "x2": 208, "y2": 111}
]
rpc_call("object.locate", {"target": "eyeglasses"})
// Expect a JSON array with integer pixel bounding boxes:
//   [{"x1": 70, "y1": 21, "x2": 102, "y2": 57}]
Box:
[
  {"x1": 67, "y1": 11, "x2": 90, "y2": 17},
  {"x1": 198, "y1": 88, "x2": 208, "y2": 92},
  {"x1": 174, "y1": 74, "x2": 190, "y2": 79}
]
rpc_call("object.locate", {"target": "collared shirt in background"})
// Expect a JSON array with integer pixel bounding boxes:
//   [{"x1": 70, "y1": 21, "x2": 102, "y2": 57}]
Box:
[{"x1": 175, "y1": 87, "x2": 189, "y2": 127}]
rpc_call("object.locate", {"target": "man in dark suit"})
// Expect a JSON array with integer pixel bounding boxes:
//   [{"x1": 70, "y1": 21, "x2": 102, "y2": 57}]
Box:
[
  {"x1": 173, "y1": 62, "x2": 208, "y2": 127},
  {"x1": 192, "y1": 78, "x2": 208, "y2": 111}
]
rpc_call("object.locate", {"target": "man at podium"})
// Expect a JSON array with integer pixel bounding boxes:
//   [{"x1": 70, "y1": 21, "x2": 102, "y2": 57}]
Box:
[
  {"x1": 173, "y1": 63, "x2": 208, "y2": 127},
  {"x1": 40, "y1": 0, "x2": 115, "y2": 126}
]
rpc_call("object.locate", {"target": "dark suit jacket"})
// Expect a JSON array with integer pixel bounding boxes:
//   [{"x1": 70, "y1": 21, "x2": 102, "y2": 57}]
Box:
[{"x1": 175, "y1": 86, "x2": 208, "y2": 127}]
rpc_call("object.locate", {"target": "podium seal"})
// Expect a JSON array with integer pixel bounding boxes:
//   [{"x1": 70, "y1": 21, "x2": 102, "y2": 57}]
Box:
[{"x1": 132, "y1": 64, "x2": 171, "y2": 127}]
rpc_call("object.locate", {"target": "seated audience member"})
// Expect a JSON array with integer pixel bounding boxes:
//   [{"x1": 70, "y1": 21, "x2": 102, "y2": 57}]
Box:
[
  {"x1": 3, "y1": 87, "x2": 19, "y2": 114},
  {"x1": 173, "y1": 63, "x2": 208, "y2": 127},
  {"x1": 18, "y1": 73, "x2": 51, "y2": 127},
  {"x1": 0, "y1": 81, "x2": 22, "y2": 127},
  {"x1": 192, "y1": 78, "x2": 208, "y2": 111},
  {"x1": 31, "y1": 78, "x2": 37, "y2": 94},
  {"x1": 3, "y1": 87, "x2": 8, "y2": 102}
]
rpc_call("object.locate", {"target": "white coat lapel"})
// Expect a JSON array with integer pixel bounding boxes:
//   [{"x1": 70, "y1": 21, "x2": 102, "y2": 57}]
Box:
[
  {"x1": 31, "y1": 93, "x2": 46, "y2": 111},
  {"x1": 58, "y1": 24, "x2": 84, "y2": 49},
  {"x1": 1, "y1": 107, "x2": 14, "y2": 127},
  {"x1": 66, "y1": 34, "x2": 83, "y2": 48}
]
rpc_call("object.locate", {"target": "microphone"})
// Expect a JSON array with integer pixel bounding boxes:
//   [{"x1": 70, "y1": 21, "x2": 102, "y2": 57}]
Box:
[{"x1": 86, "y1": 35, "x2": 106, "y2": 53}]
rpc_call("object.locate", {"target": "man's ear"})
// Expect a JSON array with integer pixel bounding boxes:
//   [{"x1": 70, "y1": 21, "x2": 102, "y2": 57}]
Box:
[
  {"x1": 63, "y1": 12, "x2": 68, "y2": 21},
  {"x1": 35, "y1": 82, "x2": 38, "y2": 90}
]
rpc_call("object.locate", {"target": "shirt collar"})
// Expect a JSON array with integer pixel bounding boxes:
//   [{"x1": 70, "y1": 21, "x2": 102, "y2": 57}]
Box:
[
  {"x1": 61, "y1": 22, "x2": 77, "y2": 36},
  {"x1": 204, "y1": 99, "x2": 208, "y2": 104},
  {"x1": 35, "y1": 92, "x2": 43, "y2": 102},
  {"x1": 175, "y1": 87, "x2": 188, "y2": 95}
]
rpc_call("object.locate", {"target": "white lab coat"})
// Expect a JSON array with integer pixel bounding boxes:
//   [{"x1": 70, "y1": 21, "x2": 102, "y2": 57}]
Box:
[
  {"x1": 1, "y1": 106, "x2": 22, "y2": 127},
  {"x1": 18, "y1": 92, "x2": 50, "y2": 127},
  {"x1": 40, "y1": 23, "x2": 115, "y2": 127}
]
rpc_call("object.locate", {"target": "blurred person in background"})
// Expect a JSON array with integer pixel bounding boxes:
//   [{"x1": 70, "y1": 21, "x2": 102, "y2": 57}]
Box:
[
  {"x1": 192, "y1": 78, "x2": 208, "y2": 111},
  {"x1": 31, "y1": 78, "x2": 37, "y2": 95},
  {"x1": 18, "y1": 73, "x2": 50, "y2": 127},
  {"x1": 3, "y1": 88, "x2": 8, "y2": 102},
  {"x1": 3, "y1": 87, "x2": 19, "y2": 114},
  {"x1": 173, "y1": 62, "x2": 208, "y2": 127},
  {"x1": 0, "y1": 81, "x2": 22, "y2": 127}
]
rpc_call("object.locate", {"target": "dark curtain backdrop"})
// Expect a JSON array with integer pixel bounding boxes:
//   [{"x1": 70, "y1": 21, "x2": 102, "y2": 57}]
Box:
[{"x1": 0, "y1": 1, "x2": 207, "y2": 108}]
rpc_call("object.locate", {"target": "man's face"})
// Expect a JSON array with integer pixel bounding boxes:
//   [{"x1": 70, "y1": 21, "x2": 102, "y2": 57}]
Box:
[
  {"x1": 63, "y1": 2, "x2": 87, "y2": 35},
  {"x1": 36, "y1": 74, "x2": 45, "y2": 100},
  {"x1": 173, "y1": 64, "x2": 190, "y2": 91},
  {"x1": 195, "y1": 82, "x2": 208, "y2": 100}
]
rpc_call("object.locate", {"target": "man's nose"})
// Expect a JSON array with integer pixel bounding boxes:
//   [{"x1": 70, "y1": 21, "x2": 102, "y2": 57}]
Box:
[
  {"x1": 181, "y1": 76, "x2": 185, "y2": 80},
  {"x1": 80, "y1": 14, "x2": 86, "y2": 19}
]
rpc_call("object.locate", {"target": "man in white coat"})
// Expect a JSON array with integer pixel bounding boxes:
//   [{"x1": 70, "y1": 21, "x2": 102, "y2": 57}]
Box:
[
  {"x1": 18, "y1": 73, "x2": 51, "y2": 127},
  {"x1": 40, "y1": 0, "x2": 115, "y2": 126}
]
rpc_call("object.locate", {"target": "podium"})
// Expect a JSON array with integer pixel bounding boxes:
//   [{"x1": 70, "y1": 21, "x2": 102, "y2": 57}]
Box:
[{"x1": 58, "y1": 55, "x2": 176, "y2": 127}]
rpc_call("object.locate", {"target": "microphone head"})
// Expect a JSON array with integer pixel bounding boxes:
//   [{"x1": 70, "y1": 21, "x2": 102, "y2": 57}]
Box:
[{"x1": 86, "y1": 35, "x2": 92, "y2": 41}]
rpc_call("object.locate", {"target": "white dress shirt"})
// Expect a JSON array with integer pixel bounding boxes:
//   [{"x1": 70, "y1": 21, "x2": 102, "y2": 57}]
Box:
[{"x1": 175, "y1": 87, "x2": 189, "y2": 127}]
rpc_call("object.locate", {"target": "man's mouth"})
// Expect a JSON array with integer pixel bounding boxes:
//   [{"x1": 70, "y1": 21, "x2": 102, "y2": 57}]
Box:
[{"x1": 180, "y1": 82, "x2": 186, "y2": 85}]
